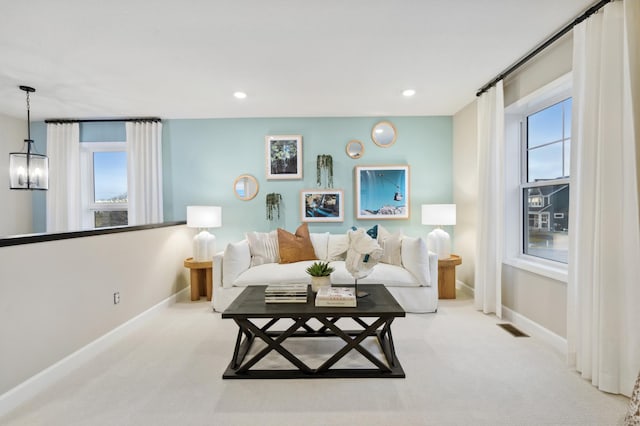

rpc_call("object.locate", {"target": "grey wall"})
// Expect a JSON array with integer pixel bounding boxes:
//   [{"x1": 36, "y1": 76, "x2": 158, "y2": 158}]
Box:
[
  {"x1": 0, "y1": 225, "x2": 192, "y2": 395},
  {"x1": 453, "y1": 101, "x2": 477, "y2": 288}
]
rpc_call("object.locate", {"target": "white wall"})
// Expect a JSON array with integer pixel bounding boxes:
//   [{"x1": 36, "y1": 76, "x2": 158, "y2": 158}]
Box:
[
  {"x1": 0, "y1": 114, "x2": 32, "y2": 237},
  {"x1": 0, "y1": 225, "x2": 192, "y2": 395},
  {"x1": 452, "y1": 100, "x2": 477, "y2": 287}
]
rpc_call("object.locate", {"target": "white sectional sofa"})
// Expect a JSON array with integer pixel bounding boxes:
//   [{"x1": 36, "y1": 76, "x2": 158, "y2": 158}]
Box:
[{"x1": 212, "y1": 229, "x2": 439, "y2": 313}]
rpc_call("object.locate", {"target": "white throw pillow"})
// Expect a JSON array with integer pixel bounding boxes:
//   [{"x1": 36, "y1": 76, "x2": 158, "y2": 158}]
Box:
[
  {"x1": 246, "y1": 230, "x2": 279, "y2": 266},
  {"x1": 401, "y1": 236, "x2": 431, "y2": 286},
  {"x1": 377, "y1": 225, "x2": 403, "y2": 266},
  {"x1": 310, "y1": 232, "x2": 330, "y2": 261},
  {"x1": 222, "y1": 239, "x2": 251, "y2": 288},
  {"x1": 327, "y1": 234, "x2": 349, "y2": 261}
]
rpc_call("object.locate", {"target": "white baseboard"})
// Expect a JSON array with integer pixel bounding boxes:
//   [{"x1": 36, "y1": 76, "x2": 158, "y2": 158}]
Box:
[
  {"x1": 456, "y1": 280, "x2": 474, "y2": 296},
  {"x1": 501, "y1": 305, "x2": 568, "y2": 356},
  {"x1": 454, "y1": 281, "x2": 567, "y2": 356},
  {"x1": 0, "y1": 287, "x2": 190, "y2": 418}
]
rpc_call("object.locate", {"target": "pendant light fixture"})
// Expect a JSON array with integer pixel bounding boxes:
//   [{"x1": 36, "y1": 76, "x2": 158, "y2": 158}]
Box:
[{"x1": 9, "y1": 85, "x2": 48, "y2": 190}]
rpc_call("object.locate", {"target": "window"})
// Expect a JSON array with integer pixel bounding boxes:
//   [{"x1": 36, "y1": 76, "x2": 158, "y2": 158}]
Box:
[
  {"x1": 521, "y1": 98, "x2": 571, "y2": 263},
  {"x1": 81, "y1": 142, "x2": 128, "y2": 229}
]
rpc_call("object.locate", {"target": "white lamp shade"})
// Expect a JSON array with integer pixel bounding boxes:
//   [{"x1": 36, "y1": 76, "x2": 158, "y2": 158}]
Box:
[
  {"x1": 187, "y1": 206, "x2": 221, "y2": 228},
  {"x1": 421, "y1": 204, "x2": 456, "y2": 226}
]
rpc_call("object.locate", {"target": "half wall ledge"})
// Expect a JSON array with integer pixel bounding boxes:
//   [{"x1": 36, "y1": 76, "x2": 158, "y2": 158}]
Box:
[{"x1": 0, "y1": 221, "x2": 186, "y2": 248}]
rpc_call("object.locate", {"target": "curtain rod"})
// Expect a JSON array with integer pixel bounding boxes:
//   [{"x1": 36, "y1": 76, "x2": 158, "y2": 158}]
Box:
[
  {"x1": 475, "y1": 0, "x2": 612, "y2": 97},
  {"x1": 44, "y1": 117, "x2": 161, "y2": 124}
]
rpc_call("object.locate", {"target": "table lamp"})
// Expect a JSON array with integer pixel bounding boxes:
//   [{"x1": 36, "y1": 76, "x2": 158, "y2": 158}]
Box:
[
  {"x1": 187, "y1": 206, "x2": 222, "y2": 262},
  {"x1": 422, "y1": 204, "x2": 456, "y2": 259}
]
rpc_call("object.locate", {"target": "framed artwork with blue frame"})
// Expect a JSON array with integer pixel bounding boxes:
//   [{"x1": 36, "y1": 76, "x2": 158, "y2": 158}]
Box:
[
  {"x1": 301, "y1": 189, "x2": 344, "y2": 222},
  {"x1": 355, "y1": 165, "x2": 409, "y2": 220}
]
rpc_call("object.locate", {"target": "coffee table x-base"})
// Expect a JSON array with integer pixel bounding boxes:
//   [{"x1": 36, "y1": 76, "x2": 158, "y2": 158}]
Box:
[{"x1": 221, "y1": 284, "x2": 406, "y2": 379}]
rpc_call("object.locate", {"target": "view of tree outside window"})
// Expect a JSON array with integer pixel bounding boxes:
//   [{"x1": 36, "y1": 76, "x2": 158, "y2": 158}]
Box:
[{"x1": 523, "y1": 98, "x2": 571, "y2": 263}]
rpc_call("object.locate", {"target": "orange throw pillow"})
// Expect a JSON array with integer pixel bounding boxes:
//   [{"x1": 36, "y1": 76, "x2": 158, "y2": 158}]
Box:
[{"x1": 277, "y1": 223, "x2": 318, "y2": 264}]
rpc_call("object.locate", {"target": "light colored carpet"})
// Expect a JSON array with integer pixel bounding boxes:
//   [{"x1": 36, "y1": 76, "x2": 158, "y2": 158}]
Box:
[{"x1": 0, "y1": 292, "x2": 629, "y2": 426}]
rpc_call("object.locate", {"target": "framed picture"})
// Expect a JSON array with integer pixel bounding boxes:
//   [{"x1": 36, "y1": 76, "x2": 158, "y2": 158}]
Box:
[
  {"x1": 265, "y1": 135, "x2": 302, "y2": 180},
  {"x1": 355, "y1": 165, "x2": 409, "y2": 220},
  {"x1": 300, "y1": 189, "x2": 344, "y2": 222}
]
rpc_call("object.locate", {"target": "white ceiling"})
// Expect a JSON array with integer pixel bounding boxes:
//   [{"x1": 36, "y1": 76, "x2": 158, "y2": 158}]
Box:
[{"x1": 0, "y1": 0, "x2": 594, "y2": 121}]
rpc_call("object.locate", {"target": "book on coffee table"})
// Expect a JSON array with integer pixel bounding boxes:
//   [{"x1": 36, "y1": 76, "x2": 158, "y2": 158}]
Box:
[
  {"x1": 315, "y1": 286, "x2": 356, "y2": 307},
  {"x1": 265, "y1": 283, "x2": 308, "y2": 303}
]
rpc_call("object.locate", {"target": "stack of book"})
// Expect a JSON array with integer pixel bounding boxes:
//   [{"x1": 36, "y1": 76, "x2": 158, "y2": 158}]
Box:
[
  {"x1": 264, "y1": 283, "x2": 308, "y2": 303},
  {"x1": 315, "y1": 286, "x2": 356, "y2": 307}
]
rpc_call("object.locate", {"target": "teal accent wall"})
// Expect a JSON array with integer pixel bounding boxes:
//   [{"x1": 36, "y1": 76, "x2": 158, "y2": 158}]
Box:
[
  {"x1": 30, "y1": 116, "x2": 453, "y2": 243},
  {"x1": 163, "y1": 116, "x2": 453, "y2": 246},
  {"x1": 31, "y1": 121, "x2": 46, "y2": 232},
  {"x1": 80, "y1": 122, "x2": 126, "y2": 142}
]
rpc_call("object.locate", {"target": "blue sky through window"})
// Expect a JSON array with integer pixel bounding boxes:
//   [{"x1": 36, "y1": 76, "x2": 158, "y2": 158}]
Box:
[
  {"x1": 527, "y1": 98, "x2": 572, "y2": 181},
  {"x1": 93, "y1": 151, "x2": 127, "y2": 202}
]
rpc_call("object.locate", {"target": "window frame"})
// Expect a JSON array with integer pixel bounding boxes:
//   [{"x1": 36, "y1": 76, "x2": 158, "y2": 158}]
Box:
[
  {"x1": 80, "y1": 141, "x2": 128, "y2": 229},
  {"x1": 503, "y1": 73, "x2": 571, "y2": 282}
]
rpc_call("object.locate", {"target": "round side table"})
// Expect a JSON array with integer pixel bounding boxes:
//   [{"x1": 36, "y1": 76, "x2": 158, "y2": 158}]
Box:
[
  {"x1": 183, "y1": 258, "x2": 213, "y2": 301},
  {"x1": 438, "y1": 254, "x2": 462, "y2": 299}
]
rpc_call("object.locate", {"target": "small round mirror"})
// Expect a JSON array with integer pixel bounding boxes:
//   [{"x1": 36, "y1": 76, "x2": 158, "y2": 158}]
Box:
[
  {"x1": 346, "y1": 140, "x2": 364, "y2": 159},
  {"x1": 371, "y1": 121, "x2": 397, "y2": 148},
  {"x1": 233, "y1": 174, "x2": 259, "y2": 201}
]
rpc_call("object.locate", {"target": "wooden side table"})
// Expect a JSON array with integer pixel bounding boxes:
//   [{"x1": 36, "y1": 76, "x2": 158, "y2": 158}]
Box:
[
  {"x1": 438, "y1": 254, "x2": 462, "y2": 299},
  {"x1": 183, "y1": 258, "x2": 213, "y2": 301}
]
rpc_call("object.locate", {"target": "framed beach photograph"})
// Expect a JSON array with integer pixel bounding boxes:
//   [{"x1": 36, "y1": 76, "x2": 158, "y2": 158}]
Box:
[
  {"x1": 355, "y1": 165, "x2": 409, "y2": 220},
  {"x1": 265, "y1": 135, "x2": 302, "y2": 180},
  {"x1": 300, "y1": 189, "x2": 344, "y2": 222}
]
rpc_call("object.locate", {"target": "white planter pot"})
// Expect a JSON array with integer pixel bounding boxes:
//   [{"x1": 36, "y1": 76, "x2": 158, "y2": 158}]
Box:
[{"x1": 311, "y1": 276, "x2": 331, "y2": 292}]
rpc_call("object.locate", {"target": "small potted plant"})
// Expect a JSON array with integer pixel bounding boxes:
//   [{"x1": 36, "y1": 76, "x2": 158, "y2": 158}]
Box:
[{"x1": 306, "y1": 261, "x2": 335, "y2": 292}]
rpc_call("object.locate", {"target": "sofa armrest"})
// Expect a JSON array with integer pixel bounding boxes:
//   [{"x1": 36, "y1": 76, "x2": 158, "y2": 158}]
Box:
[
  {"x1": 428, "y1": 251, "x2": 438, "y2": 287},
  {"x1": 221, "y1": 239, "x2": 251, "y2": 289},
  {"x1": 401, "y1": 236, "x2": 434, "y2": 286},
  {"x1": 213, "y1": 251, "x2": 224, "y2": 289}
]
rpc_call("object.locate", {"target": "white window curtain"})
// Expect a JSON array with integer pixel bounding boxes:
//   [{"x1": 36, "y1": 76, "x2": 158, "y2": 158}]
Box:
[
  {"x1": 474, "y1": 81, "x2": 505, "y2": 316},
  {"x1": 568, "y1": 0, "x2": 640, "y2": 397},
  {"x1": 46, "y1": 122, "x2": 81, "y2": 233},
  {"x1": 125, "y1": 121, "x2": 163, "y2": 226}
]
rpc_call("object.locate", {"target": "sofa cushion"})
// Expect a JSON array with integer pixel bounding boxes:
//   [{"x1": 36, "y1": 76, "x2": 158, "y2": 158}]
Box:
[
  {"x1": 310, "y1": 232, "x2": 329, "y2": 261},
  {"x1": 233, "y1": 260, "x2": 316, "y2": 286},
  {"x1": 246, "y1": 230, "x2": 279, "y2": 266},
  {"x1": 277, "y1": 223, "x2": 317, "y2": 264},
  {"x1": 329, "y1": 261, "x2": 421, "y2": 288},
  {"x1": 378, "y1": 225, "x2": 403, "y2": 266},
  {"x1": 401, "y1": 236, "x2": 431, "y2": 286},
  {"x1": 223, "y1": 239, "x2": 251, "y2": 288},
  {"x1": 327, "y1": 234, "x2": 349, "y2": 260}
]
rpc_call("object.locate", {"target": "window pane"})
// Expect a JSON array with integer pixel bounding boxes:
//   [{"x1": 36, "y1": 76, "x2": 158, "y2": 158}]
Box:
[
  {"x1": 528, "y1": 143, "x2": 564, "y2": 181},
  {"x1": 527, "y1": 102, "x2": 563, "y2": 148},
  {"x1": 93, "y1": 151, "x2": 127, "y2": 203},
  {"x1": 564, "y1": 139, "x2": 571, "y2": 177},
  {"x1": 94, "y1": 210, "x2": 128, "y2": 228},
  {"x1": 523, "y1": 185, "x2": 569, "y2": 263}
]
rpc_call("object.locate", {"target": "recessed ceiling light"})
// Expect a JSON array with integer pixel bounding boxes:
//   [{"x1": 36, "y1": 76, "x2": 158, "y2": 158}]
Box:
[
  {"x1": 233, "y1": 91, "x2": 247, "y2": 99},
  {"x1": 402, "y1": 89, "x2": 416, "y2": 97}
]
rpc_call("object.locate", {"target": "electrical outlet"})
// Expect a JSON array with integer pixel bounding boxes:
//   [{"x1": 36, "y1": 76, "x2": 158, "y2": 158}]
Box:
[{"x1": 113, "y1": 292, "x2": 120, "y2": 304}]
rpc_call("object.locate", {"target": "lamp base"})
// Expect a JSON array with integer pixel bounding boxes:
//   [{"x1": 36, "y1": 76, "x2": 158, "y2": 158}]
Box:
[
  {"x1": 193, "y1": 230, "x2": 216, "y2": 262},
  {"x1": 427, "y1": 228, "x2": 451, "y2": 259}
]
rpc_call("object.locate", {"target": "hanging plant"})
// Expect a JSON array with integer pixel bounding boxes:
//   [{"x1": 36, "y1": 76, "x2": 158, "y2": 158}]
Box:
[
  {"x1": 316, "y1": 154, "x2": 334, "y2": 188},
  {"x1": 266, "y1": 193, "x2": 282, "y2": 221}
]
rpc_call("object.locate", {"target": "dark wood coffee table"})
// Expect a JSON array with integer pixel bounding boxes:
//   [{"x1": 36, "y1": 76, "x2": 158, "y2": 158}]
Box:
[{"x1": 221, "y1": 284, "x2": 406, "y2": 379}]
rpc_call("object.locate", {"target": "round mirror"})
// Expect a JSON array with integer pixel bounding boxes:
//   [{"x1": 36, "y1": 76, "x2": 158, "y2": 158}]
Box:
[
  {"x1": 233, "y1": 174, "x2": 259, "y2": 201},
  {"x1": 345, "y1": 140, "x2": 364, "y2": 159},
  {"x1": 371, "y1": 121, "x2": 397, "y2": 148}
]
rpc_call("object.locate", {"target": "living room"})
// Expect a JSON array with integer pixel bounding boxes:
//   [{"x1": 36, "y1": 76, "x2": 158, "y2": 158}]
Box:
[{"x1": 1, "y1": 1, "x2": 638, "y2": 424}]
